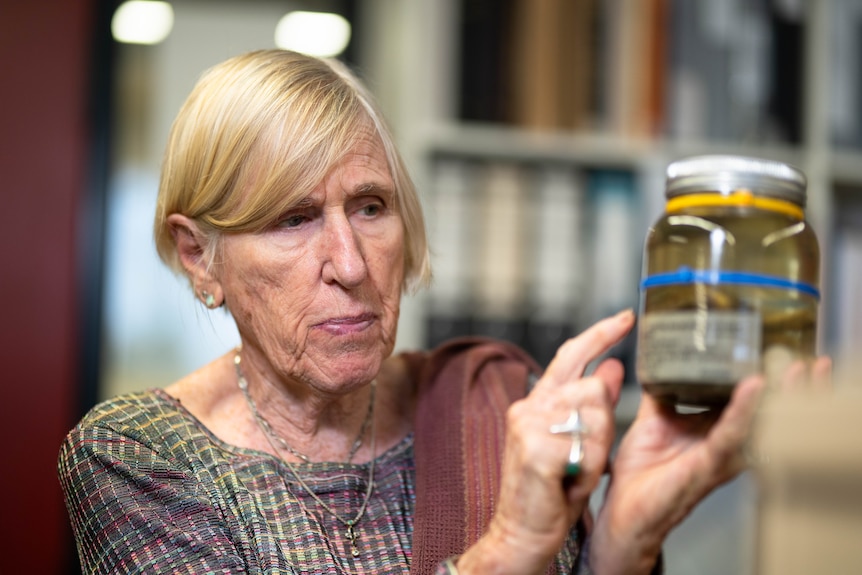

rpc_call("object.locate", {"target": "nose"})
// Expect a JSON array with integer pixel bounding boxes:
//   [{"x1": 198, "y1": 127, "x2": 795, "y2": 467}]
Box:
[{"x1": 320, "y1": 213, "x2": 368, "y2": 288}]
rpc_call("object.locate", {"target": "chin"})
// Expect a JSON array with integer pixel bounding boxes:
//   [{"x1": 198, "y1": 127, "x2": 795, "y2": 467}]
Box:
[
  {"x1": 303, "y1": 321, "x2": 394, "y2": 377},
  {"x1": 314, "y1": 346, "x2": 388, "y2": 386}
]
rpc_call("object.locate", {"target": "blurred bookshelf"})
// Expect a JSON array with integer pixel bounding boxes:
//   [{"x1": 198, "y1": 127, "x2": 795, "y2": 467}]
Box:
[{"x1": 364, "y1": 0, "x2": 862, "y2": 396}]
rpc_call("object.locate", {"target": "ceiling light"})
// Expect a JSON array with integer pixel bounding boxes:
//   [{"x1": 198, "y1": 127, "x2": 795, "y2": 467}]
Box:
[
  {"x1": 112, "y1": 1, "x2": 174, "y2": 45},
  {"x1": 274, "y1": 11, "x2": 351, "y2": 58}
]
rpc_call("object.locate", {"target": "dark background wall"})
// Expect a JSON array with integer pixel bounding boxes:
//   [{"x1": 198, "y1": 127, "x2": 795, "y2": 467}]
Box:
[{"x1": 0, "y1": 0, "x2": 97, "y2": 572}]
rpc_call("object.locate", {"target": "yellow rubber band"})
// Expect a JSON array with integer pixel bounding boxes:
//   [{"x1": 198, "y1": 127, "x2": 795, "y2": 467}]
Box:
[{"x1": 665, "y1": 190, "x2": 804, "y2": 220}]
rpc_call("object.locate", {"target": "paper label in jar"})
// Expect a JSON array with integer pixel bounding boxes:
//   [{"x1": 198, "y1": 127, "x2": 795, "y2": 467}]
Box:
[{"x1": 637, "y1": 310, "x2": 761, "y2": 384}]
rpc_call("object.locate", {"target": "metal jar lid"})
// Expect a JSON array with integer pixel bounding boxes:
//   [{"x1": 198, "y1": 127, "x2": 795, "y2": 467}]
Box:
[{"x1": 665, "y1": 155, "x2": 807, "y2": 207}]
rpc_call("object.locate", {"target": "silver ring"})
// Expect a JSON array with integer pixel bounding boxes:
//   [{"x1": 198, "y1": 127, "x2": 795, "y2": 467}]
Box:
[{"x1": 549, "y1": 410, "x2": 588, "y2": 476}]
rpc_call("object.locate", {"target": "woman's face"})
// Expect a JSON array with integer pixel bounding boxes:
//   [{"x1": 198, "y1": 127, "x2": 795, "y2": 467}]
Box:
[{"x1": 218, "y1": 131, "x2": 405, "y2": 393}]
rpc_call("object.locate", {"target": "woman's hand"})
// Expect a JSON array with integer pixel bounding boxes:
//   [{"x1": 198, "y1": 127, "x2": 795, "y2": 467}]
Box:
[
  {"x1": 589, "y1": 356, "x2": 832, "y2": 575},
  {"x1": 457, "y1": 310, "x2": 635, "y2": 575}
]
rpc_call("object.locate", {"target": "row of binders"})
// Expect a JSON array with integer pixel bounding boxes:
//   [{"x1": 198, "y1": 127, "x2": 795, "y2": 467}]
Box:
[
  {"x1": 424, "y1": 156, "x2": 644, "y2": 368},
  {"x1": 458, "y1": 0, "x2": 821, "y2": 145}
]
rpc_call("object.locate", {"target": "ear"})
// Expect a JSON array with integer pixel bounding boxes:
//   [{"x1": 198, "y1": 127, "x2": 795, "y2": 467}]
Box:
[{"x1": 167, "y1": 213, "x2": 224, "y2": 308}]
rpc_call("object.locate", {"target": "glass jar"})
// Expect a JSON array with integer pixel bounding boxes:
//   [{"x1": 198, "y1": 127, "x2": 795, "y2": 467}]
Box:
[{"x1": 636, "y1": 155, "x2": 820, "y2": 407}]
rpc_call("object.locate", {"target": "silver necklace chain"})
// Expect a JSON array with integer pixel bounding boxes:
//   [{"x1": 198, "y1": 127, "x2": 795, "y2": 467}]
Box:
[
  {"x1": 236, "y1": 355, "x2": 373, "y2": 464},
  {"x1": 234, "y1": 352, "x2": 377, "y2": 558}
]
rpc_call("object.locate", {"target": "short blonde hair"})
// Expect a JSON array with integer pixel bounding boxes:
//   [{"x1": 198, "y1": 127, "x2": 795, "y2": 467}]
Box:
[{"x1": 154, "y1": 49, "x2": 430, "y2": 291}]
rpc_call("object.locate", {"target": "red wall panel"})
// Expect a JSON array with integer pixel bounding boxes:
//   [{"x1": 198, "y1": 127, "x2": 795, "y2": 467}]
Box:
[{"x1": 0, "y1": 0, "x2": 95, "y2": 572}]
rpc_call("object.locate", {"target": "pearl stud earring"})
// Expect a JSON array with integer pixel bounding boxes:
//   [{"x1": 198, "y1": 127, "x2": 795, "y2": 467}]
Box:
[{"x1": 202, "y1": 291, "x2": 216, "y2": 308}]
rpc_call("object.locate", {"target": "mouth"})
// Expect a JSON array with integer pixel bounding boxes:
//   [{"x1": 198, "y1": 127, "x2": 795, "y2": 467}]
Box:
[{"x1": 313, "y1": 312, "x2": 376, "y2": 335}]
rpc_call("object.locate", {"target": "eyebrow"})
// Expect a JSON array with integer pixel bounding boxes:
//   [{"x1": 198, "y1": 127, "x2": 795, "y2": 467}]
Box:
[
  {"x1": 352, "y1": 182, "x2": 395, "y2": 197},
  {"x1": 286, "y1": 182, "x2": 395, "y2": 211}
]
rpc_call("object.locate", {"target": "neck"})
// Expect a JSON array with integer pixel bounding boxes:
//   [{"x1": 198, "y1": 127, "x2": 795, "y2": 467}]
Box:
[{"x1": 235, "y1": 350, "x2": 377, "y2": 463}]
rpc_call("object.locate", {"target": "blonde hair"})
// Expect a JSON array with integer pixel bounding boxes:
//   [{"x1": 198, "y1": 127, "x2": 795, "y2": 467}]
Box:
[{"x1": 154, "y1": 49, "x2": 430, "y2": 291}]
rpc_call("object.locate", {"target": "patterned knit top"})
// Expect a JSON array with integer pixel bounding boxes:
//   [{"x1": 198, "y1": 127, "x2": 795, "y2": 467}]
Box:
[
  {"x1": 59, "y1": 388, "x2": 424, "y2": 574},
  {"x1": 59, "y1": 388, "x2": 590, "y2": 574}
]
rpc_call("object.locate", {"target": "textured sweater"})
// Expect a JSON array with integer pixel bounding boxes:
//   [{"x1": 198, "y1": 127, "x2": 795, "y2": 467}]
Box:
[{"x1": 59, "y1": 341, "x2": 590, "y2": 574}]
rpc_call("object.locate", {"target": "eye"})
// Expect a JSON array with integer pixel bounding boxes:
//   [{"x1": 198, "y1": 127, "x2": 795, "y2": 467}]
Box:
[
  {"x1": 353, "y1": 194, "x2": 388, "y2": 219},
  {"x1": 360, "y1": 203, "x2": 382, "y2": 217},
  {"x1": 278, "y1": 213, "x2": 309, "y2": 228}
]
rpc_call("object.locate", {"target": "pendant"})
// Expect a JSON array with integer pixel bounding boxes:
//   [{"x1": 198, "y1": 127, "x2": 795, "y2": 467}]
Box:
[{"x1": 345, "y1": 520, "x2": 360, "y2": 557}]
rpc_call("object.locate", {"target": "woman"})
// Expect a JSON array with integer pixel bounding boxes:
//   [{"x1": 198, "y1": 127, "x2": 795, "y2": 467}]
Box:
[{"x1": 59, "y1": 50, "x2": 829, "y2": 574}]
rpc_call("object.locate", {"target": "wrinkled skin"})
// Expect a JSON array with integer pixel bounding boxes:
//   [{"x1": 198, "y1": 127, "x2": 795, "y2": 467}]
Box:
[{"x1": 215, "y1": 130, "x2": 405, "y2": 398}]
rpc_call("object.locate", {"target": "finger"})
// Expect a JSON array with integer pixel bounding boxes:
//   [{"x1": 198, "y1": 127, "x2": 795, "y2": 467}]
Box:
[
  {"x1": 592, "y1": 357, "x2": 625, "y2": 406},
  {"x1": 811, "y1": 356, "x2": 833, "y2": 390},
  {"x1": 541, "y1": 309, "x2": 635, "y2": 388},
  {"x1": 545, "y1": 375, "x2": 615, "y2": 447},
  {"x1": 718, "y1": 374, "x2": 766, "y2": 431},
  {"x1": 705, "y1": 374, "x2": 766, "y2": 476},
  {"x1": 549, "y1": 396, "x2": 616, "y2": 498},
  {"x1": 550, "y1": 373, "x2": 616, "y2": 411},
  {"x1": 508, "y1": 380, "x2": 613, "y2": 492},
  {"x1": 634, "y1": 385, "x2": 677, "y2": 420},
  {"x1": 780, "y1": 360, "x2": 808, "y2": 391},
  {"x1": 531, "y1": 357, "x2": 624, "y2": 414}
]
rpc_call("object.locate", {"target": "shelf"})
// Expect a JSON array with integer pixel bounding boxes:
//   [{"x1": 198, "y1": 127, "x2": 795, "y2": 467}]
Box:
[
  {"x1": 419, "y1": 122, "x2": 814, "y2": 170},
  {"x1": 419, "y1": 123, "x2": 656, "y2": 167}
]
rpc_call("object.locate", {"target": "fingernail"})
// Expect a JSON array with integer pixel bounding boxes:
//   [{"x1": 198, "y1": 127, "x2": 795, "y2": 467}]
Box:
[{"x1": 616, "y1": 308, "x2": 635, "y2": 321}]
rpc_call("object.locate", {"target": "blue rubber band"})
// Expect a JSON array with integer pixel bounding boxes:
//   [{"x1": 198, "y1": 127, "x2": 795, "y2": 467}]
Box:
[{"x1": 640, "y1": 266, "x2": 820, "y2": 300}]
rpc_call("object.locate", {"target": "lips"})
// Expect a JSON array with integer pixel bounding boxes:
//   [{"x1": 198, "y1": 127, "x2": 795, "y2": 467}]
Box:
[{"x1": 313, "y1": 312, "x2": 376, "y2": 335}]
